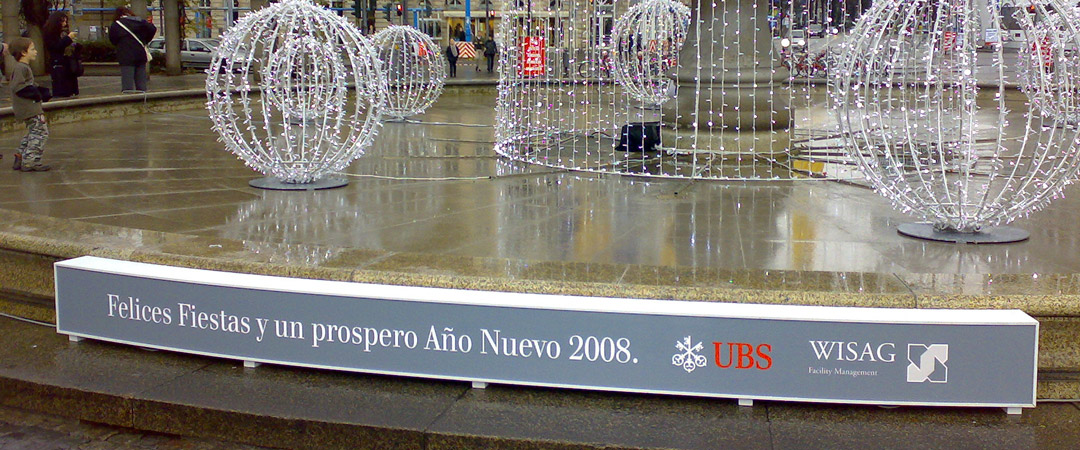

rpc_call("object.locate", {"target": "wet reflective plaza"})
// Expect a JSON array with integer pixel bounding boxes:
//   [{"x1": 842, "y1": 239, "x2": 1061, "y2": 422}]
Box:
[{"x1": 2, "y1": 87, "x2": 1080, "y2": 276}]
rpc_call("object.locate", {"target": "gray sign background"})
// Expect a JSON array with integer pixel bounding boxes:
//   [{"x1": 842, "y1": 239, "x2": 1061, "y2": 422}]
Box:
[{"x1": 55, "y1": 260, "x2": 1037, "y2": 407}]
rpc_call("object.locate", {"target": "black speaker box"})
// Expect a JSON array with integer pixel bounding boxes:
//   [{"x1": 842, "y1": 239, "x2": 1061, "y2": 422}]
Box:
[{"x1": 616, "y1": 122, "x2": 661, "y2": 153}]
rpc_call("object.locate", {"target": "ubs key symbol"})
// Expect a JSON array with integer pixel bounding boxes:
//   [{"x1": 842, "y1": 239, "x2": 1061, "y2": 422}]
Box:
[{"x1": 673, "y1": 336, "x2": 707, "y2": 373}]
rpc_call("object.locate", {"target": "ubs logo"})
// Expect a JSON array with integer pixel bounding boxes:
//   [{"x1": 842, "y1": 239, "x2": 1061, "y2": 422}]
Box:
[
  {"x1": 672, "y1": 336, "x2": 773, "y2": 372},
  {"x1": 672, "y1": 336, "x2": 707, "y2": 373},
  {"x1": 714, "y1": 342, "x2": 773, "y2": 370},
  {"x1": 907, "y1": 344, "x2": 948, "y2": 383}
]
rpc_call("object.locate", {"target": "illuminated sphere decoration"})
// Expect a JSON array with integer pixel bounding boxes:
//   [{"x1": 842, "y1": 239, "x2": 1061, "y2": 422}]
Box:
[
  {"x1": 1014, "y1": 4, "x2": 1080, "y2": 125},
  {"x1": 610, "y1": 0, "x2": 690, "y2": 106},
  {"x1": 373, "y1": 25, "x2": 447, "y2": 119},
  {"x1": 832, "y1": 0, "x2": 1080, "y2": 242},
  {"x1": 205, "y1": 0, "x2": 387, "y2": 187}
]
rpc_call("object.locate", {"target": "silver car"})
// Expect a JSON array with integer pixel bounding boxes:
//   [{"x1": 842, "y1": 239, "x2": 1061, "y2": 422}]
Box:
[{"x1": 147, "y1": 38, "x2": 220, "y2": 69}]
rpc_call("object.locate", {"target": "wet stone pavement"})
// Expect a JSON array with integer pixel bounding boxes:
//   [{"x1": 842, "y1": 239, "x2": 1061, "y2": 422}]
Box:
[{"x1": 0, "y1": 404, "x2": 270, "y2": 450}]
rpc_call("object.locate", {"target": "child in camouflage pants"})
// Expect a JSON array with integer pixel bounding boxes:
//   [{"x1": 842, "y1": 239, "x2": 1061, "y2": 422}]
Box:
[{"x1": 6, "y1": 38, "x2": 51, "y2": 172}]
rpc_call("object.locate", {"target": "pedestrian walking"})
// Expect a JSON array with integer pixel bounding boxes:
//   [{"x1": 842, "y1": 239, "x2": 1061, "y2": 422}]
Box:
[
  {"x1": 44, "y1": 12, "x2": 82, "y2": 98},
  {"x1": 446, "y1": 39, "x2": 460, "y2": 78},
  {"x1": 109, "y1": 7, "x2": 157, "y2": 93},
  {"x1": 6, "y1": 38, "x2": 52, "y2": 172},
  {"x1": 484, "y1": 37, "x2": 498, "y2": 73}
]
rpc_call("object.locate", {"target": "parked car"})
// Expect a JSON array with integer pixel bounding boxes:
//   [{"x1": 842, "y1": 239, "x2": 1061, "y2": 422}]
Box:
[
  {"x1": 147, "y1": 38, "x2": 220, "y2": 69},
  {"x1": 782, "y1": 29, "x2": 807, "y2": 50}
]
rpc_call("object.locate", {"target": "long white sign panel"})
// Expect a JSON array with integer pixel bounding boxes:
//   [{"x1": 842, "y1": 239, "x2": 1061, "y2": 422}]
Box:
[{"x1": 55, "y1": 256, "x2": 1038, "y2": 409}]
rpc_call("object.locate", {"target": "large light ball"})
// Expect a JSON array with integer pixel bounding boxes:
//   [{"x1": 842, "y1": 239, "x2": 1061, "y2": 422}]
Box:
[
  {"x1": 610, "y1": 0, "x2": 690, "y2": 105},
  {"x1": 373, "y1": 25, "x2": 447, "y2": 119},
  {"x1": 832, "y1": 0, "x2": 1080, "y2": 233},
  {"x1": 205, "y1": 0, "x2": 387, "y2": 184}
]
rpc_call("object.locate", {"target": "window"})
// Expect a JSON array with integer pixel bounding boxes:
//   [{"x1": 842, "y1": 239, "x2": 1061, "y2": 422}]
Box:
[
  {"x1": 189, "y1": 41, "x2": 210, "y2": 52},
  {"x1": 148, "y1": 40, "x2": 165, "y2": 50}
]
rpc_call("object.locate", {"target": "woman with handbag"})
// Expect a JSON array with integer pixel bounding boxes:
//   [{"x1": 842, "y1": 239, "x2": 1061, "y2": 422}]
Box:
[
  {"x1": 108, "y1": 7, "x2": 157, "y2": 93},
  {"x1": 44, "y1": 12, "x2": 82, "y2": 98}
]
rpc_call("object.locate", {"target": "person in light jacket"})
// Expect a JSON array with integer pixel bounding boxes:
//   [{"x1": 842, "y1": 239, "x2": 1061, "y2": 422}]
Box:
[{"x1": 108, "y1": 7, "x2": 157, "y2": 93}]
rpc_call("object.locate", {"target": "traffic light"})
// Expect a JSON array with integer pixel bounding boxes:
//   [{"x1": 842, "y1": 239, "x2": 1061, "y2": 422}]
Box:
[
  {"x1": 383, "y1": 2, "x2": 391, "y2": 21},
  {"x1": 396, "y1": 3, "x2": 403, "y2": 16},
  {"x1": 352, "y1": 0, "x2": 362, "y2": 17}
]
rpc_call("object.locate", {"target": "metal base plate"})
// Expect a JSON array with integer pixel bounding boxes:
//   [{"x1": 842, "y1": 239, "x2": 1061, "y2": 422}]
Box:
[
  {"x1": 896, "y1": 223, "x2": 1030, "y2": 244},
  {"x1": 248, "y1": 177, "x2": 348, "y2": 191}
]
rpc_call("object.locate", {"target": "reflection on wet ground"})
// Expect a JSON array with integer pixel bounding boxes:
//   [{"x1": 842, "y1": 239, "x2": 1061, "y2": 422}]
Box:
[{"x1": 2, "y1": 88, "x2": 1080, "y2": 274}]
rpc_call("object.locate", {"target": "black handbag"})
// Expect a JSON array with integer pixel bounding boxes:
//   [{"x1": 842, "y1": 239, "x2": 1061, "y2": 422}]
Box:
[
  {"x1": 67, "y1": 43, "x2": 84, "y2": 77},
  {"x1": 68, "y1": 57, "x2": 84, "y2": 77}
]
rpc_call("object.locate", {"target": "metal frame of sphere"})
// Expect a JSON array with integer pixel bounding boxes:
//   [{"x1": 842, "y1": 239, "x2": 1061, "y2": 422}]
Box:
[
  {"x1": 831, "y1": 0, "x2": 1080, "y2": 242},
  {"x1": 205, "y1": 0, "x2": 388, "y2": 186},
  {"x1": 373, "y1": 25, "x2": 447, "y2": 120}
]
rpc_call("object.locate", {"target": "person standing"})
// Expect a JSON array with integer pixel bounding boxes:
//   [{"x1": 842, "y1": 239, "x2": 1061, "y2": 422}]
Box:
[
  {"x1": 44, "y1": 12, "x2": 81, "y2": 98},
  {"x1": 7, "y1": 38, "x2": 51, "y2": 172},
  {"x1": 109, "y1": 7, "x2": 157, "y2": 93},
  {"x1": 446, "y1": 39, "x2": 459, "y2": 78},
  {"x1": 484, "y1": 37, "x2": 497, "y2": 73}
]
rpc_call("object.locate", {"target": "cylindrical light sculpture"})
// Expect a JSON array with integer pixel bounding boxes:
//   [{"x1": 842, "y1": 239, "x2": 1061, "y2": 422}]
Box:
[
  {"x1": 206, "y1": 0, "x2": 387, "y2": 188},
  {"x1": 1014, "y1": 4, "x2": 1080, "y2": 125},
  {"x1": 373, "y1": 25, "x2": 447, "y2": 119},
  {"x1": 832, "y1": 0, "x2": 1080, "y2": 242}
]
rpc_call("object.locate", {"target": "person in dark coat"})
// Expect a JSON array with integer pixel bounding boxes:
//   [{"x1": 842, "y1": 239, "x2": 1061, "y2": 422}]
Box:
[
  {"x1": 43, "y1": 12, "x2": 81, "y2": 98},
  {"x1": 483, "y1": 37, "x2": 497, "y2": 73},
  {"x1": 446, "y1": 39, "x2": 459, "y2": 78},
  {"x1": 108, "y1": 7, "x2": 157, "y2": 93}
]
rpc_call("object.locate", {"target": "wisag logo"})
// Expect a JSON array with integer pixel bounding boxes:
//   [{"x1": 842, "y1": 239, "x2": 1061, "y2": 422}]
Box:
[{"x1": 906, "y1": 344, "x2": 948, "y2": 383}]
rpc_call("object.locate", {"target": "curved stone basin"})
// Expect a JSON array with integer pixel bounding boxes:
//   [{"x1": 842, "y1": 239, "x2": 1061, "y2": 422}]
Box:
[{"x1": 0, "y1": 86, "x2": 1078, "y2": 399}]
